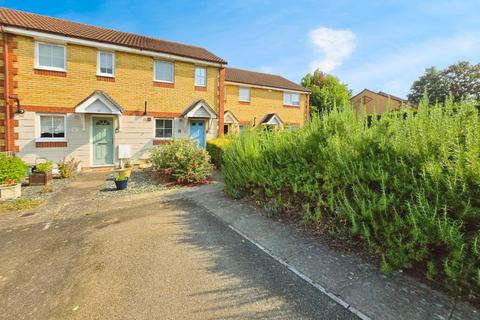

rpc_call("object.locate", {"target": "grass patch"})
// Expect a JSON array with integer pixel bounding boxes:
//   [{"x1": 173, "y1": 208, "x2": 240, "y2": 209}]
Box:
[{"x1": 0, "y1": 198, "x2": 43, "y2": 213}]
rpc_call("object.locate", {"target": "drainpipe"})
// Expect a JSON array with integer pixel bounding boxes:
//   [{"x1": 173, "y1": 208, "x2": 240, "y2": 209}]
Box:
[{"x1": 1, "y1": 26, "x2": 12, "y2": 152}]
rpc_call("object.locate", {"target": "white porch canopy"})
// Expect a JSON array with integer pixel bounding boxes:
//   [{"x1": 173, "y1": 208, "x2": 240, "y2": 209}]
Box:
[
  {"x1": 180, "y1": 100, "x2": 217, "y2": 133},
  {"x1": 224, "y1": 110, "x2": 239, "y2": 124},
  {"x1": 261, "y1": 113, "x2": 284, "y2": 126},
  {"x1": 74, "y1": 91, "x2": 124, "y2": 131}
]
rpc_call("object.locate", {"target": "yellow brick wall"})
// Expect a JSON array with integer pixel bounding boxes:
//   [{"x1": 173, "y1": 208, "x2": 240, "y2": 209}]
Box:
[
  {"x1": 13, "y1": 35, "x2": 219, "y2": 113},
  {"x1": 225, "y1": 84, "x2": 307, "y2": 126}
]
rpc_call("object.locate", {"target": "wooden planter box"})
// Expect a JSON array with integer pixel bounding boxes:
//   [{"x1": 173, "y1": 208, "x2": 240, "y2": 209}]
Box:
[
  {"x1": 29, "y1": 171, "x2": 53, "y2": 186},
  {"x1": 0, "y1": 183, "x2": 21, "y2": 200}
]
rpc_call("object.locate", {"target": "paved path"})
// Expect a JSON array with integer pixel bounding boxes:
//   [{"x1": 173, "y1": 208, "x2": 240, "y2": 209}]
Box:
[{"x1": 0, "y1": 174, "x2": 357, "y2": 320}]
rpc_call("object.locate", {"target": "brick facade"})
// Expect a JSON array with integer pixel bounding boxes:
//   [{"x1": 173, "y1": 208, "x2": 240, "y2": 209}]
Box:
[
  {"x1": 13, "y1": 35, "x2": 220, "y2": 115},
  {"x1": 225, "y1": 84, "x2": 308, "y2": 127}
]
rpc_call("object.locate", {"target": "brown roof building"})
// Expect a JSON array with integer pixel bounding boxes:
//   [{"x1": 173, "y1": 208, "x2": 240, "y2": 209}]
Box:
[{"x1": 350, "y1": 89, "x2": 411, "y2": 114}]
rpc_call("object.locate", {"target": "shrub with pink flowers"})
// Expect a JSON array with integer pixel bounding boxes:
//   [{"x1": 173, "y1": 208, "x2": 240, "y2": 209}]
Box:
[{"x1": 150, "y1": 139, "x2": 213, "y2": 184}]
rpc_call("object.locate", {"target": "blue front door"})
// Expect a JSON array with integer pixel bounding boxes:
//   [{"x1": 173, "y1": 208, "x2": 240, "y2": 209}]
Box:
[{"x1": 189, "y1": 120, "x2": 205, "y2": 148}]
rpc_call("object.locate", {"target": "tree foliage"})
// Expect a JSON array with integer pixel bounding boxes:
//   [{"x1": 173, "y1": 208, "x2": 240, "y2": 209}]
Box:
[
  {"x1": 408, "y1": 61, "x2": 480, "y2": 104},
  {"x1": 301, "y1": 70, "x2": 351, "y2": 115}
]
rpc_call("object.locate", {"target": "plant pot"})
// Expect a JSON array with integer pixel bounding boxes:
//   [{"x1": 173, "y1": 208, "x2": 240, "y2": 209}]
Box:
[
  {"x1": 0, "y1": 183, "x2": 21, "y2": 200},
  {"x1": 114, "y1": 178, "x2": 128, "y2": 190},
  {"x1": 29, "y1": 171, "x2": 53, "y2": 186}
]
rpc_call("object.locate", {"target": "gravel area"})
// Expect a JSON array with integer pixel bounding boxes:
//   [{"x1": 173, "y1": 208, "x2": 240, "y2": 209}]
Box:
[
  {"x1": 97, "y1": 169, "x2": 170, "y2": 198},
  {"x1": 20, "y1": 177, "x2": 72, "y2": 202}
]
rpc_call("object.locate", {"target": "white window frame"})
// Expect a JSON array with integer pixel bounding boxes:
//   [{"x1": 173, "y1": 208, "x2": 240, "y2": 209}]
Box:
[
  {"x1": 239, "y1": 87, "x2": 251, "y2": 102},
  {"x1": 35, "y1": 41, "x2": 67, "y2": 72},
  {"x1": 35, "y1": 113, "x2": 67, "y2": 142},
  {"x1": 283, "y1": 92, "x2": 300, "y2": 106},
  {"x1": 153, "y1": 60, "x2": 175, "y2": 83},
  {"x1": 97, "y1": 51, "x2": 115, "y2": 77},
  {"x1": 194, "y1": 66, "x2": 207, "y2": 87},
  {"x1": 154, "y1": 118, "x2": 174, "y2": 140}
]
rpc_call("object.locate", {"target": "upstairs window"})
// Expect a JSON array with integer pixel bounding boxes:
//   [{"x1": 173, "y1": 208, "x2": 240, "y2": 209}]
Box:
[
  {"x1": 155, "y1": 119, "x2": 173, "y2": 139},
  {"x1": 97, "y1": 51, "x2": 115, "y2": 76},
  {"x1": 283, "y1": 92, "x2": 300, "y2": 106},
  {"x1": 36, "y1": 42, "x2": 66, "y2": 71},
  {"x1": 195, "y1": 66, "x2": 207, "y2": 86},
  {"x1": 154, "y1": 61, "x2": 174, "y2": 83},
  {"x1": 239, "y1": 87, "x2": 250, "y2": 102},
  {"x1": 38, "y1": 115, "x2": 66, "y2": 140}
]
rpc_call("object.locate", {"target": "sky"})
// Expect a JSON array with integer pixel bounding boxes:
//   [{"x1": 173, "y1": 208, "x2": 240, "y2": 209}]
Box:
[{"x1": 2, "y1": 0, "x2": 480, "y2": 98}]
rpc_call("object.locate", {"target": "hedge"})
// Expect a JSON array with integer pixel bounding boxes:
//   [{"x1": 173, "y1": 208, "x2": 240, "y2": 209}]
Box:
[
  {"x1": 206, "y1": 138, "x2": 231, "y2": 168},
  {"x1": 222, "y1": 100, "x2": 480, "y2": 299}
]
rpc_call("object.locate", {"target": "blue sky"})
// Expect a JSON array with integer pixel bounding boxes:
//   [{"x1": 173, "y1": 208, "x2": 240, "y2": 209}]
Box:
[{"x1": 2, "y1": 0, "x2": 480, "y2": 98}]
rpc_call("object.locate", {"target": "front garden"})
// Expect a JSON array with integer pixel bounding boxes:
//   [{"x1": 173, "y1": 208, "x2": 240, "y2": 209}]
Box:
[{"x1": 221, "y1": 100, "x2": 480, "y2": 304}]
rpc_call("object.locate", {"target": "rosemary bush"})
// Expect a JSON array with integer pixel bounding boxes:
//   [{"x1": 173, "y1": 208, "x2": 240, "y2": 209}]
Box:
[{"x1": 222, "y1": 100, "x2": 480, "y2": 298}]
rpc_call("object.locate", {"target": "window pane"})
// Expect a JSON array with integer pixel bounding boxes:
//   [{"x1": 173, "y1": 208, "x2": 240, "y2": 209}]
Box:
[
  {"x1": 38, "y1": 44, "x2": 65, "y2": 69},
  {"x1": 155, "y1": 119, "x2": 173, "y2": 138},
  {"x1": 195, "y1": 67, "x2": 206, "y2": 86},
  {"x1": 155, "y1": 61, "x2": 173, "y2": 82},
  {"x1": 291, "y1": 94, "x2": 300, "y2": 106},
  {"x1": 40, "y1": 116, "x2": 65, "y2": 138},
  {"x1": 239, "y1": 87, "x2": 250, "y2": 101},
  {"x1": 40, "y1": 116, "x2": 53, "y2": 138},
  {"x1": 99, "y1": 52, "x2": 114, "y2": 75}
]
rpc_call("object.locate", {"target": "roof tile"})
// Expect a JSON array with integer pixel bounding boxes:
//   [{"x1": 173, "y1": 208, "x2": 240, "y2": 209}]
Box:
[
  {"x1": 0, "y1": 7, "x2": 226, "y2": 64},
  {"x1": 225, "y1": 67, "x2": 309, "y2": 92}
]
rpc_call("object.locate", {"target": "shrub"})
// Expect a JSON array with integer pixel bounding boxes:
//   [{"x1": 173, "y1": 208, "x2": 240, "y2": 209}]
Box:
[
  {"x1": 150, "y1": 139, "x2": 213, "y2": 184},
  {"x1": 58, "y1": 158, "x2": 80, "y2": 178},
  {"x1": 222, "y1": 101, "x2": 480, "y2": 300},
  {"x1": 0, "y1": 154, "x2": 28, "y2": 185},
  {"x1": 34, "y1": 161, "x2": 53, "y2": 173},
  {"x1": 206, "y1": 138, "x2": 231, "y2": 167}
]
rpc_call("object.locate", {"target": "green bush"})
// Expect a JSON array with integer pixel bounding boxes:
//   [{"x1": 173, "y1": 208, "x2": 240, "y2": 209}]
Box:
[
  {"x1": 150, "y1": 139, "x2": 213, "y2": 184},
  {"x1": 222, "y1": 100, "x2": 480, "y2": 299},
  {"x1": 206, "y1": 138, "x2": 231, "y2": 167},
  {"x1": 0, "y1": 154, "x2": 28, "y2": 184},
  {"x1": 34, "y1": 161, "x2": 53, "y2": 173}
]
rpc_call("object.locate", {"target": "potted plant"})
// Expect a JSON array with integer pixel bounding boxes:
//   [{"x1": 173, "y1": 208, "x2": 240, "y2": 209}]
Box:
[
  {"x1": 0, "y1": 154, "x2": 28, "y2": 200},
  {"x1": 29, "y1": 161, "x2": 54, "y2": 186},
  {"x1": 114, "y1": 172, "x2": 128, "y2": 190}
]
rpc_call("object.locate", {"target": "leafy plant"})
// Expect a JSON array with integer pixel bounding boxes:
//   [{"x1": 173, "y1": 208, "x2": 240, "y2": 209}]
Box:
[
  {"x1": 206, "y1": 138, "x2": 231, "y2": 168},
  {"x1": 34, "y1": 161, "x2": 53, "y2": 173},
  {"x1": 150, "y1": 139, "x2": 213, "y2": 184},
  {"x1": 0, "y1": 154, "x2": 28, "y2": 185},
  {"x1": 222, "y1": 100, "x2": 480, "y2": 301},
  {"x1": 115, "y1": 172, "x2": 127, "y2": 181},
  {"x1": 57, "y1": 158, "x2": 80, "y2": 178}
]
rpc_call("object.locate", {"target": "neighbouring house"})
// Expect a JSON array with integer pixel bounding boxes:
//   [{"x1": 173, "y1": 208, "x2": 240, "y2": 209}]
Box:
[
  {"x1": 0, "y1": 7, "x2": 309, "y2": 168},
  {"x1": 351, "y1": 89, "x2": 410, "y2": 114},
  {"x1": 224, "y1": 68, "x2": 310, "y2": 134}
]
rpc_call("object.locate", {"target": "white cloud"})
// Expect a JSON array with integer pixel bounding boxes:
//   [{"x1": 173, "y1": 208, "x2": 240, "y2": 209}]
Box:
[
  {"x1": 339, "y1": 33, "x2": 480, "y2": 98},
  {"x1": 309, "y1": 27, "x2": 356, "y2": 73}
]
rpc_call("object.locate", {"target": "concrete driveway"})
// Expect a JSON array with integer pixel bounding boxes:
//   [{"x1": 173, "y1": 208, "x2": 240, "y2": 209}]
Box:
[{"x1": 0, "y1": 179, "x2": 357, "y2": 320}]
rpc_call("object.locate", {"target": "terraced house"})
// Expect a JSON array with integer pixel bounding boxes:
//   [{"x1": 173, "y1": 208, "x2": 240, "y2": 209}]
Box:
[{"x1": 0, "y1": 7, "x2": 309, "y2": 167}]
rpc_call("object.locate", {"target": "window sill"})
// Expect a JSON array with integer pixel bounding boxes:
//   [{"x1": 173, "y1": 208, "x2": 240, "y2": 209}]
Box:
[
  {"x1": 195, "y1": 85, "x2": 207, "y2": 91},
  {"x1": 35, "y1": 141, "x2": 68, "y2": 148},
  {"x1": 153, "y1": 139, "x2": 172, "y2": 145},
  {"x1": 153, "y1": 81, "x2": 175, "y2": 88},
  {"x1": 34, "y1": 69, "x2": 67, "y2": 77},
  {"x1": 97, "y1": 75, "x2": 115, "y2": 82},
  {"x1": 239, "y1": 101, "x2": 251, "y2": 105},
  {"x1": 283, "y1": 104, "x2": 300, "y2": 108}
]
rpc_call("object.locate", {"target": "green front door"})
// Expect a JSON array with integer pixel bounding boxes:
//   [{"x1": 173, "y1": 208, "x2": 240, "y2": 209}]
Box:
[{"x1": 92, "y1": 117, "x2": 114, "y2": 165}]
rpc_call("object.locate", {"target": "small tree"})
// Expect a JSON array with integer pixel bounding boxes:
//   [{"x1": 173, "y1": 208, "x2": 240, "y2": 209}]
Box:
[{"x1": 301, "y1": 69, "x2": 351, "y2": 115}]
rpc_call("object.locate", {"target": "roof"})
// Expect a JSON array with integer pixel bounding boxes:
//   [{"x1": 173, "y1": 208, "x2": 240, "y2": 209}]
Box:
[
  {"x1": 75, "y1": 90, "x2": 124, "y2": 114},
  {"x1": 180, "y1": 99, "x2": 217, "y2": 118},
  {"x1": 225, "y1": 67, "x2": 309, "y2": 93},
  {"x1": 0, "y1": 7, "x2": 226, "y2": 64},
  {"x1": 351, "y1": 89, "x2": 408, "y2": 103}
]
